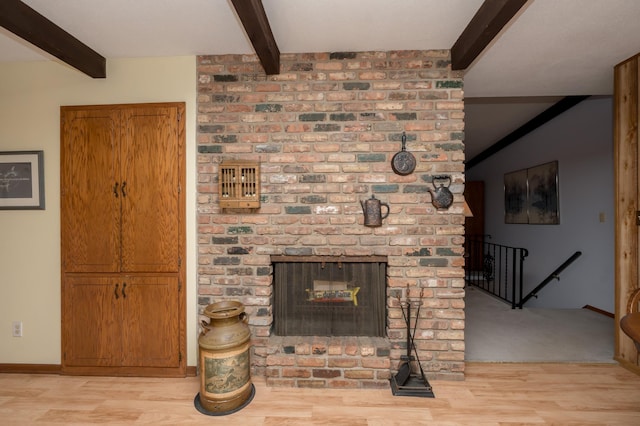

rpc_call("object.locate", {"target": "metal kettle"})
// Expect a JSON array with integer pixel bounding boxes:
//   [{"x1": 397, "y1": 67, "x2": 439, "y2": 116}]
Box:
[
  {"x1": 428, "y1": 175, "x2": 454, "y2": 210},
  {"x1": 361, "y1": 195, "x2": 390, "y2": 227}
]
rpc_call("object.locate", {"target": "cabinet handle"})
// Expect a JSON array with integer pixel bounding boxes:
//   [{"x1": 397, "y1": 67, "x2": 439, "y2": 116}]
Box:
[
  {"x1": 113, "y1": 182, "x2": 119, "y2": 198},
  {"x1": 121, "y1": 181, "x2": 127, "y2": 197},
  {"x1": 114, "y1": 283, "x2": 119, "y2": 299},
  {"x1": 122, "y1": 282, "x2": 127, "y2": 298}
]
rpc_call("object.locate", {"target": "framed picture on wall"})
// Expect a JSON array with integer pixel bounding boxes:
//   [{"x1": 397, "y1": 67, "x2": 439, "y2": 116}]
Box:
[
  {"x1": 0, "y1": 151, "x2": 45, "y2": 210},
  {"x1": 504, "y1": 168, "x2": 528, "y2": 224},
  {"x1": 527, "y1": 161, "x2": 559, "y2": 224},
  {"x1": 504, "y1": 161, "x2": 558, "y2": 224}
]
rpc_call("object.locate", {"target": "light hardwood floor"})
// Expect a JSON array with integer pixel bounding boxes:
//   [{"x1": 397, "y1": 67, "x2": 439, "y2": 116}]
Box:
[{"x1": 1, "y1": 363, "x2": 639, "y2": 425}]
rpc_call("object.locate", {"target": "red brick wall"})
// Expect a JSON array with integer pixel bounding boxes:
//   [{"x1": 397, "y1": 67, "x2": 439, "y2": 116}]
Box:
[{"x1": 196, "y1": 50, "x2": 466, "y2": 386}]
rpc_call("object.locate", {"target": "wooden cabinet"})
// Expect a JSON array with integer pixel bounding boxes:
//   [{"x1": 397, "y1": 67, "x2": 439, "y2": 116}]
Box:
[
  {"x1": 219, "y1": 160, "x2": 260, "y2": 208},
  {"x1": 61, "y1": 103, "x2": 185, "y2": 376},
  {"x1": 61, "y1": 105, "x2": 180, "y2": 273},
  {"x1": 63, "y1": 275, "x2": 180, "y2": 368}
]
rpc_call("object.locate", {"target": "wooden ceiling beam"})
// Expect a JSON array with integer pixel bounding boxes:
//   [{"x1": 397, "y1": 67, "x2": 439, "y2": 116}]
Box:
[
  {"x1": 229, "y1": 0, "x2": 280, "y2": 75},
  {"x1": 465, "y1": 96, "x2": 590, "y2": 170},
  {"x1": 451, "y1": 0, "x2": 529, "y2": 70},
  {"x1": 0, "y1": 0, "x2": 105, "y2": 78}
]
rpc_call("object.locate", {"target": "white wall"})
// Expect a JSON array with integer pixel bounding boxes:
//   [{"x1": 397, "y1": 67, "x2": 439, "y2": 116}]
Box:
[
  {"x1": 0, "y1": 57, "x2": 198, "y2": 365},
  {"x1": 466, "y1": 97, "x2": 614, "y2": 312}
]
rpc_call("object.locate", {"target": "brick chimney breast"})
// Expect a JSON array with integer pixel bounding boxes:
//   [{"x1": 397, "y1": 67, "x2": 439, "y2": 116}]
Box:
[{"x1": 197, "y1": 50, "x2": 466, "y2": 388}]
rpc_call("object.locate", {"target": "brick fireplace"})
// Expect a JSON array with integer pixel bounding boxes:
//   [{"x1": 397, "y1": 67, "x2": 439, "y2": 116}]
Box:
[
  {"x1": 272, "y1": 255, "x2": 387, "y2": 337},
  {"x1": 196, "y1": 50, "x2": 466, "y2": 388}
]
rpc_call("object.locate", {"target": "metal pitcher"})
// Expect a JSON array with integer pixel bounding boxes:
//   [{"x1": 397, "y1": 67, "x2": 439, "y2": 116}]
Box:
[{"x1": 360, "y1": 195, "x2": 390, "y2": 227}]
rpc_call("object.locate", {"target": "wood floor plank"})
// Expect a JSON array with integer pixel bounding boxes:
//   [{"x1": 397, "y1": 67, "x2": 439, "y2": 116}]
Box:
[{"x1": 0, "y1": 363, "x2": 639, "y2": 424}]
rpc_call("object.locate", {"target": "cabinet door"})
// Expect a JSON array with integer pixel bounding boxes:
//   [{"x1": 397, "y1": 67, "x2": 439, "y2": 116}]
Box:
[
  {"x1": 121, "y1": 275, "x2": 180, "y2": 367},
  {"x1": 120, "y1": 106, "x2": 181, "y2": 272},
  {"x1": 62, "y1": 275, "x2": 123, "y2": 366},
  {"x1": 61, "y1": 109, "x2": 121, "y2": 273}
]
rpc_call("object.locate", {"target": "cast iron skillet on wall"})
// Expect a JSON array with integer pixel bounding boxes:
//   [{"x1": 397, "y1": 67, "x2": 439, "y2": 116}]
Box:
[{"x1": 391, "y1": 132, "x2": 416, "y2": 176}]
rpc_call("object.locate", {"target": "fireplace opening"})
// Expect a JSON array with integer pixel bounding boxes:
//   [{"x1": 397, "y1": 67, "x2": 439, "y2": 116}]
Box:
[{"x1": 272, "y1": 256, "x2": 387, "y2": 337}]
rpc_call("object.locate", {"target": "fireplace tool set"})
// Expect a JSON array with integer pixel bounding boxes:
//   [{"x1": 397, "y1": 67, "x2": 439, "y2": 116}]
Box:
[{"x1": 390, "y1": 288, "x2": 435, "y2": 398}]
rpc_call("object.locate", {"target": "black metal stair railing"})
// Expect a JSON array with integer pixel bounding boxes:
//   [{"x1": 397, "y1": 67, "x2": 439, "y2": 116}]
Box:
[
  {"x1": 518, "y1": 251, "x2": 582, "y2": 308},
  {"x1": 464, "y1": 236, "x2": 529, "y2": 309}
]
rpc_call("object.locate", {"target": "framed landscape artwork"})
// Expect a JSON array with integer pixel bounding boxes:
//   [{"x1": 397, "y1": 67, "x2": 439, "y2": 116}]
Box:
[
  {"x1": 504, "y1": 168, "x2": 528, "y2": 224},
  {"x1": 0, "y1": 150, "x2": 45, "y2": 210},
  {"x1": 504, "y1": 161, "x2": 558, "y2": 224}
]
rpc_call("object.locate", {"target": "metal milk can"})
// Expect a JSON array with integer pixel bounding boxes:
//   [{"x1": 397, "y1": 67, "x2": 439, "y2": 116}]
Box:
[{"x1": 195, "y1": 300, "x2": 254, "y2": 415}]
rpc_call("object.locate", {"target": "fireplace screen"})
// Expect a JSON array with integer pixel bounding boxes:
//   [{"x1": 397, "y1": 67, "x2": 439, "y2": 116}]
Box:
[{"x1": 273, "y1": 258, "x2": 386, "y2": 336}]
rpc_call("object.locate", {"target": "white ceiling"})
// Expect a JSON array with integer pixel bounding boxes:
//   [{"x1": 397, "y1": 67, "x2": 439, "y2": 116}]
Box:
[{"x1": 2, "y1": 0, "x2": 640, "y2": 160}]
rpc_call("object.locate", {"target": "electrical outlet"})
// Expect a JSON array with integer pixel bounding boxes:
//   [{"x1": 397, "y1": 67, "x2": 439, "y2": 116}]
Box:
[{"x1": 12, "y1": 321, "x2": 22, "y2": 337}]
